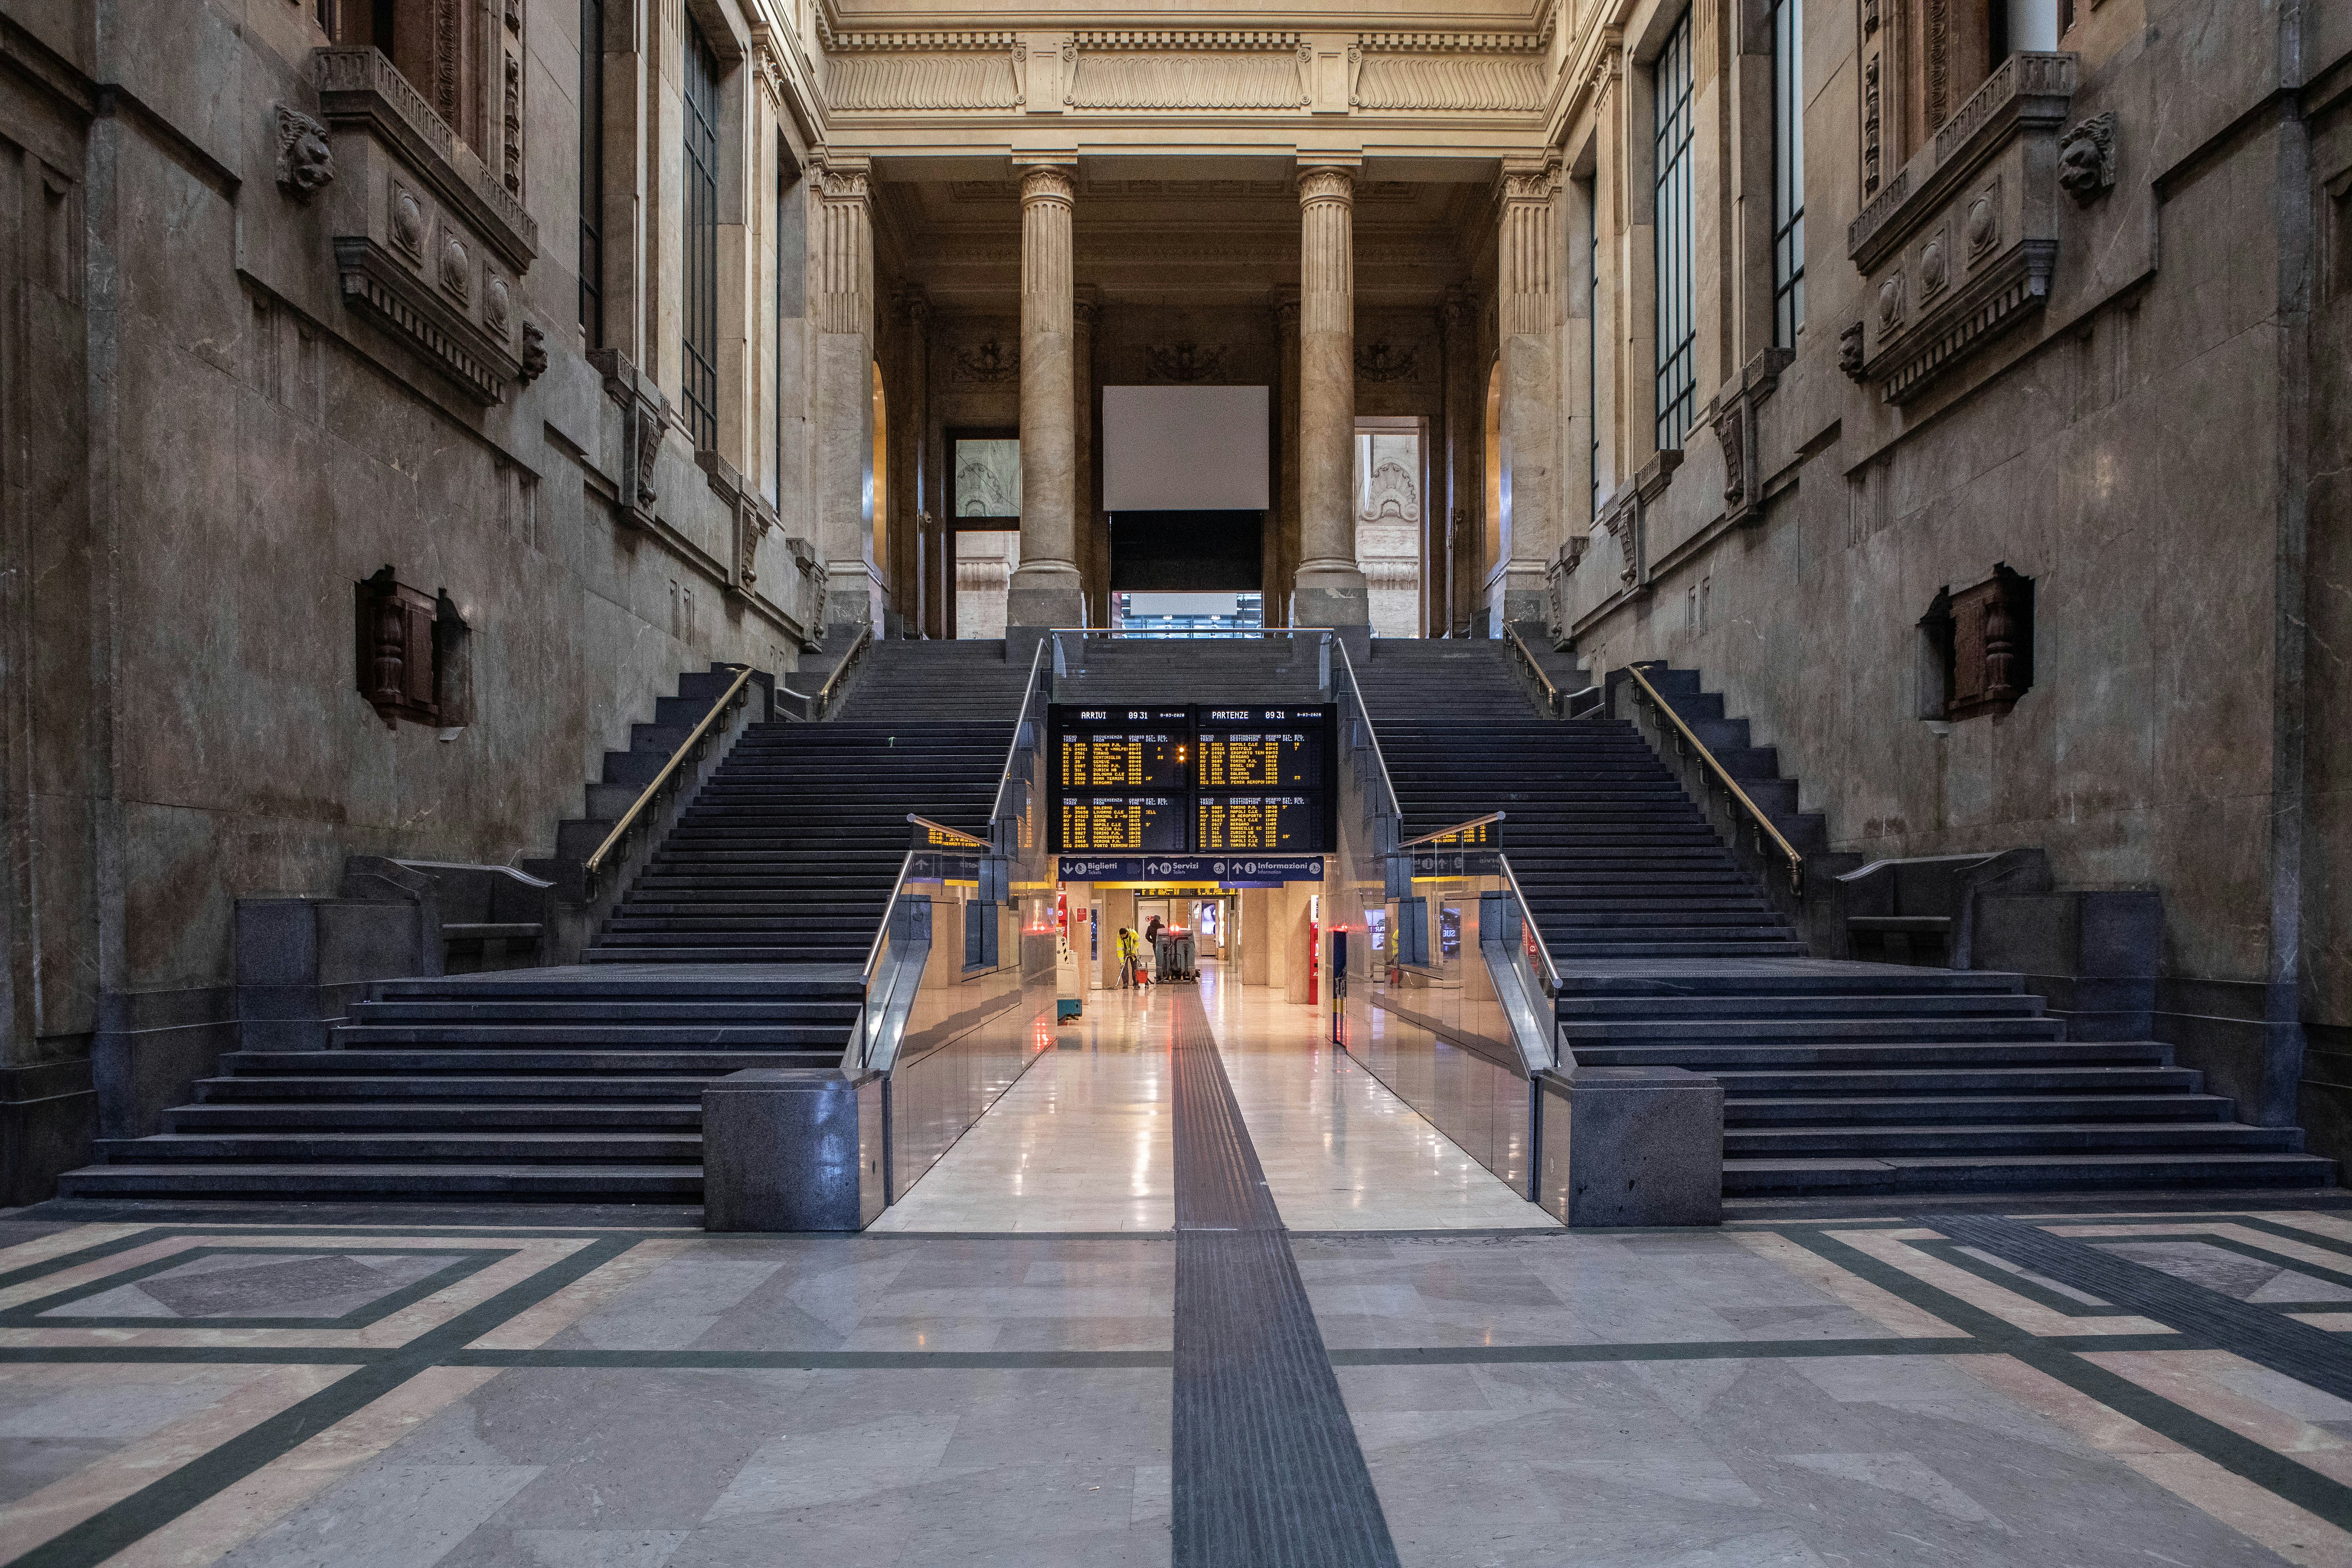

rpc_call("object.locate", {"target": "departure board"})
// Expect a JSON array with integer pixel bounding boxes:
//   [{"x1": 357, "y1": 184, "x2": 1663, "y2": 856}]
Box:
[
  {"x1": 1197, "y1": 729, "x2": 1321, "y2": 789},
  {"x1": 1059, "y1": 795, "x2": 1187, "y2": 853},
  {"x1": 1047, "y1": 704, "x2": 1336, "y2": 855},
  {"x1": 1196, "y1": 794, "x2": 1321, "y2": 852}
]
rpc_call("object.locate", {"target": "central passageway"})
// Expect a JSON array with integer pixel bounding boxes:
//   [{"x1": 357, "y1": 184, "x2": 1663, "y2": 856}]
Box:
[{"x1": 867, "y1": 962, "x2": 1554, "y2": 1235}]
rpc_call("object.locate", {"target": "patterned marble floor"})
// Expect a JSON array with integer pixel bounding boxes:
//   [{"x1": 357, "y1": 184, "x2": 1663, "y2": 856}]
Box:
[{"x1": 11, "y1": 1209, "x2": 2352, "y2": 1563}]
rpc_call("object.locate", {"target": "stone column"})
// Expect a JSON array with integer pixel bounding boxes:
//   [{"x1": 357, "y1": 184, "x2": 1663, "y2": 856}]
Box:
[
  {"x1": 1073, "y1": 288, "x2": 1103, "y2": 626},
  {"x1": 1270, "y1": 289, "x2": 1301, "y2": 626},
  {"x1": 891, "y1": 287, "x2": 930, "y2": 637},
  {"x1": 1006, "y1": 162, "x2": 1086, "y2": 638},
  {"x1": 1492, "y1": 155, "x2": 1563, "y2": 631},
  {"x1": 1438, "y1": 287, "x2": 1475, "y2": 637},
  {"x1": 1292, "y1": 164, "x2": 1368, "y2": 639},
  {"x1": 811, "y1": 156, "x2": 879, "y2": 632}
]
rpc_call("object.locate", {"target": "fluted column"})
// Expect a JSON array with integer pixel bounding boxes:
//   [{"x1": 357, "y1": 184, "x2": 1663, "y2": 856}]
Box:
[
  {"x1": 812, "y1": 156, "x2": 878, "y2": 631},
  {"x1": 1270, "y1": 289, "x2": 1301, "y2": 626},
  {"x1": 1292, "y1": 163, "x2": 1368, "y2": 636},
  {"x1": 1493, "y1": 155, "x2": 1563, "y2": 631},
  {"x1": 1007, "y1": 162, "x2": 1085, "y2": 637}
]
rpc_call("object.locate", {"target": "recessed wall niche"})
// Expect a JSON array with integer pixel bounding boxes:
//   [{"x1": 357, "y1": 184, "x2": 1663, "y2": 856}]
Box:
[{"x1": 1918, "y1": 564, "x2": 2034, "y2": 722}]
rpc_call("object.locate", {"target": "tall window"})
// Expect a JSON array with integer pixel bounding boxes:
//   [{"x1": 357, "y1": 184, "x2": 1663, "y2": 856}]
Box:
[
  {"x1": 578, "y1": 0, "x2": 604, "y2": 346},
  {"x1": 681, "y1": 20, "x2": 721, "y2": 449},
  {"x1": 1771, "y1": 0, "x2": 1806, "y2": 347},
  {"x1": 775, "y1": 143, "x2": 788, "y2": 506},
  {"x1": 1586, "y1": 180, "x2": 1599, "y2": 517},
  {"x1": 790, "y1": 143, "x2": 800, "y2": 503},
  {"x1": 1652, "y1": 10, "x2": 1697, "y2": 452}
]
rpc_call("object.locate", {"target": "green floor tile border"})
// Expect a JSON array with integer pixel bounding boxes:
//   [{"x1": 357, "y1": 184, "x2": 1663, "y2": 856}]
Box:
[
  {"x1": 3, "y1": 1234, "x2": 638, "y2": 1568},
  {"x1": 1780, "y1": 1225, "x2": 2352, "y2": 1532},
  {"x1": 1, "y1": 1247, "x2": 508, "y2": 1331},
  {"x1": 12, "y1": 1216, "x2": 2352, "y2": 1565}
]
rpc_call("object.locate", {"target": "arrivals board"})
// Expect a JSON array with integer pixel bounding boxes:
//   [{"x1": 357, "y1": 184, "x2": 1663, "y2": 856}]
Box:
[
  {"x1": 1054, "y1": 710, "x2": 1192, "y2": 790},
  {"x1": 1048, "y1": 704, "x2": 1336, "y2": 854}
]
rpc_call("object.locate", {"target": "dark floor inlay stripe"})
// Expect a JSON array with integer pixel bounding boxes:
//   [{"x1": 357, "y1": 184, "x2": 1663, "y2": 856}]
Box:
[
  {"x1": 1931, "y1": 1214, "x2": 2352, "y2": 1403},
  {"x1": 1167, "y1": 991, "x2": 1401, "y2": 1568}
]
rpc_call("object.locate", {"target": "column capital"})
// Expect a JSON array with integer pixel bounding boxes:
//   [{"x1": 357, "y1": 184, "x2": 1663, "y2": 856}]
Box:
[
  {"x1": 1015, "y1": 160, "x2": 1077, "y2": 206},
  {"x1": 1072, "y1": 284, "x2": 1100, "y2": 331},
  {"x1": 1497, "y1": 154, "x2": 1563, "y2": 208},
  {"x1": 898, "y1": 285, "x2": 932, "y2": 332},
  {"x1": 814, "y1": 151, "x2": 872, "y2": 204},
  {"x1": 1296, "y1": 163, "x2": 1356, "y2": 208},
  {"x1": 1271, "y1": 285, "x2": 1301, "y2": 331}
]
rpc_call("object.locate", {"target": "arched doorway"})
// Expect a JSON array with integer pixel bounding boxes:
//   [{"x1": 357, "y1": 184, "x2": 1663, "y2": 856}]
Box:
[
  {"x1": 1483, "y1": 359, "x2": 1505, "y2": 633},
  {"x1": 869, "y1": 362, "x2": 889, "y2": 584}
]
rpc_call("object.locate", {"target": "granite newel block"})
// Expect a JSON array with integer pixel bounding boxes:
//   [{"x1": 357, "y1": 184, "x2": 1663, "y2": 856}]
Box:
[
  {"x1": 1538, "y1": 1065, "x2": 1724, "y2": 1227},
  {"x1": 702, "y1": 1068, "x2": 886, "y2": 1232}
]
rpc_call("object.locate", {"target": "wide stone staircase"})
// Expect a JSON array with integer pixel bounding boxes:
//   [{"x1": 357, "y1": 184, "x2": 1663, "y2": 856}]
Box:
[
  {"x1": 1357, "y1": 639, "x2": 2334, "y2": 1196},
  {"x1": 60, "y1": 641, "x2": 1019, "y2": 1203}
]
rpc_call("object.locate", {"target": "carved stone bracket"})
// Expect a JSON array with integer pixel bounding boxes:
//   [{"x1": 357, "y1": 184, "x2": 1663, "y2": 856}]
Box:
[
  {"x1": 1597, "y1": 449, "x2": 1684, "y2": 593},
  {"x1": 275, "y1": 105, "x2": 336, "y2": 201},
  {"x1": 2058, "y1": 110, "x2": 2116, "y2": 204},
  {"x1": 590, "y1": 349, "x2": 668, "y2": 529},
  {"x1": 517, "y1": 321, "x2": 548, "y2": 383},
  {"x1": 1709, "y1": 347, "x2": 1795, "y2": 526},
  {"x1": 699, "y1": 452, "x2": 779, "y2": 601}
]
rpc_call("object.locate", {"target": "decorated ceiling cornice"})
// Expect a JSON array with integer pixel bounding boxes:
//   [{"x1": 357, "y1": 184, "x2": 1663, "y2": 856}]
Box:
[{"x1": 810, "y1": 12, "x2": 1564, "y2": 123}]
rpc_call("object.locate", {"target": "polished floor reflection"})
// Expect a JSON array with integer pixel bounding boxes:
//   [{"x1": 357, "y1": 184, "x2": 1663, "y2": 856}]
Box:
[
  {"x1": 871, "y1": 964, "x2": 1554, "y2": 1234},
  {"x1": 1196, "y1": 965, "x2": 1559, "y2": 1232}
]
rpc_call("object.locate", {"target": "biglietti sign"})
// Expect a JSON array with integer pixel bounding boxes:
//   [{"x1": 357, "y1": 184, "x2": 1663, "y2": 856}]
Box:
[{"x1": 1056, "y1": 855, "x2": 1325, "y2": 885}]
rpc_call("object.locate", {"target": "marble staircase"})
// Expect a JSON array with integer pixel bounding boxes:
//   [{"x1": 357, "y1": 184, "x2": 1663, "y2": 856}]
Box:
[{"x1": 1354, "y1": 639, "x2": 2334, "y2": 1197}]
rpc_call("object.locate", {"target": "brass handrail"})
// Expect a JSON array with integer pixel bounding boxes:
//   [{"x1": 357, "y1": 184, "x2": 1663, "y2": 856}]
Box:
[
  {"x1": 1324, "y1": 635, "x2": 1401, "y2": 823},
  {"x1": 989, "y1": 635, "x2": 1053, "y2": 830},
  {"x1": 1503, "y1": 624, "x2": 1561, "y2": 715},
  {"x1": 583, "y1": 663, "x2": 756, "y2": 880},
  {"x1": 1499, "y1": 853, "x2": 1562, "y2": 991},
  {"x1": 811, "y1": 624, "x2": 870, "y2": 715},
  {"x1": 1396, "y1": 810, "x2": 1506, "y2": 850},
  {"x1": 1621, "y1": 661, "x2": 1805, "y2": 894},
  {"x1": 906, "y1": 812, "x2": 988, "y2": 849}
]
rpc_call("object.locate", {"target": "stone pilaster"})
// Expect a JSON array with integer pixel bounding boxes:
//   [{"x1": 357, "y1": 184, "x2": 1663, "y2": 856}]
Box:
[
  {"x1": 812, "y1": 156, "x2": 880, "y2": 632},
  {"x1": 1492, "y1": 155, "x2": 1563, "y2": 630},
  {"x1": 895, "y1": 287, "x2": 931, "y2": 637},
  {"x1": 1007, "y1": 162, "x2": 1086, "y2": 637},
  {"x1": 1292, "y1": 163, "x2": 1368, "y2": 637}
]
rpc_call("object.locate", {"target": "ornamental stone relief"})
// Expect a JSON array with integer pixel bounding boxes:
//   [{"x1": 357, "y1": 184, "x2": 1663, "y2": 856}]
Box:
[
  {"x1": 1143, "y1": 343, "x2": 1228, "y2": 382},
  {"x1": 950, "y1": 337, "x2": 1020, "y2": 383}
]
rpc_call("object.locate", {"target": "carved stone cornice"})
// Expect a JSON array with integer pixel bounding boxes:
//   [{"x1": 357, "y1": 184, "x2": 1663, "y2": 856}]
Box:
[
  {"x1": 1064, "y1": 37, "x2": 1311, "y2": 111},
  {"x1": 1848, "y1": 51, "x2": 2076, "y2": 268},
  {"x1": 1847, "y1": 53, "x2": 2077, "y2": 403},
  {"x1": 1350, "y1": 34, "x2": 1548, "y2": 113},
  {"x1": 334, "y1": 238, "x2": 521, "y2": 403},
  {"x1": 312, "y1": 48, "x2": 537, "y2": 269}
]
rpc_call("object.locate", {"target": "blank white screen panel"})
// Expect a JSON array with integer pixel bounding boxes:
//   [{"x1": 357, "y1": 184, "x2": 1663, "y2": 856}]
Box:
[{"x1": 1101, "y1": 386, "x2": 1270, "y2": 512}]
